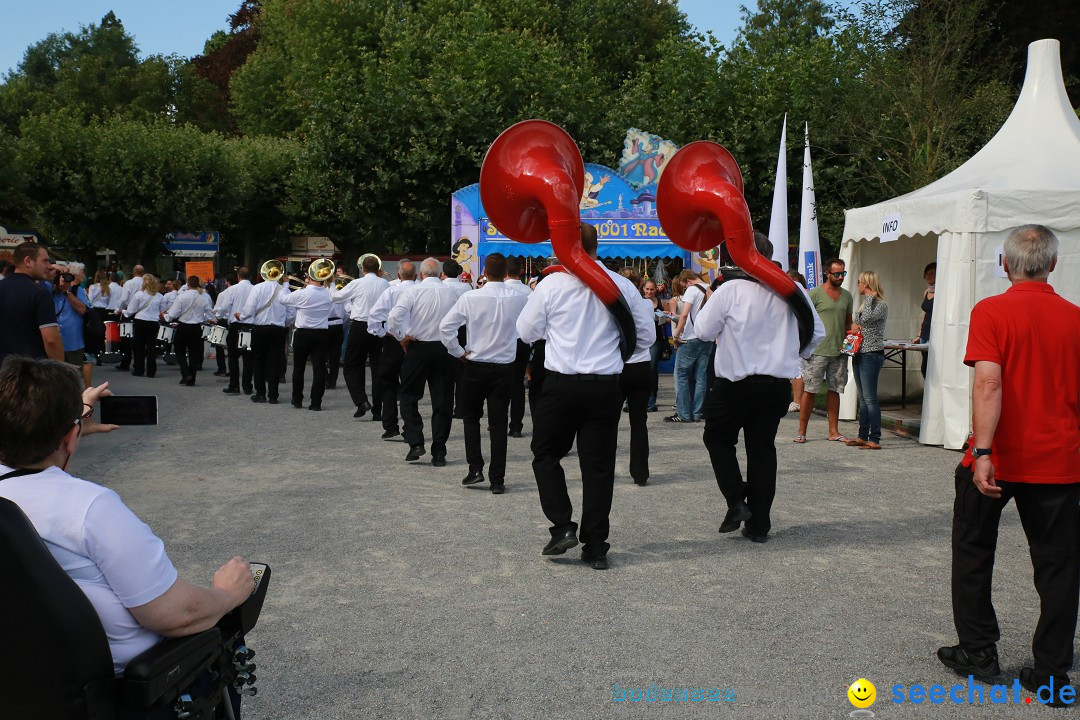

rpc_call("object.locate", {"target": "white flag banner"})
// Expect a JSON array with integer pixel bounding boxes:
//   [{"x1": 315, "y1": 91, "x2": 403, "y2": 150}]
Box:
[
  {"x1": 767, "y1": 114, "x2": 789, "y2": 270},
  {"x1": 798, "y1": 123, "x2": 822, "y2": 288}
]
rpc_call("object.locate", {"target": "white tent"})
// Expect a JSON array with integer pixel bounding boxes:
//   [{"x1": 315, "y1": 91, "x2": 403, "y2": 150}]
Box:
[{"x1": 838, "y1": 39, "x2": 1080, "y2": 449}]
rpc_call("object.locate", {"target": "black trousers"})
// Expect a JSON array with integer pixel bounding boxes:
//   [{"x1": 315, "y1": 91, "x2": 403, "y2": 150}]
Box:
[
  {"x1": 215, "y1": 328, "x2": 227, "y2": 373},
  {"x1": 461, "y1": 361, "x2": 513, "y2": 483},
  {"x1": 291, "y1": 328, "x2": 329, "y2": 406},
  {"x1": 326, "y1": 323, "x2": 344, "y2": 387},
  {"x1": 509, "y1": 340, "x2": 529, "y2": 433},
  {"x1": 343, "y1": 320, "x2": 381, "y2": 411},
  {"x1": 398, "y1": 341, "x2": 453, "y2": 457},
  {"x1": 174, "y1": 323, "x2": 203, "y2": 382},
  {"x1": 951, "y1": 465, "x2": 1080, "y2": 676},
  {"x1": 531, "y1": 372, "x2": 622, "y2": 558},
  {"x1": 619, "y1": 360, "x2": 651, "y2": 484},
  {"x1": 131, "y1": 319, "x2": 158, "y2": 377},
  {"x1": 226, "y1": 323, "x2": 253, "y2": 393},
  {"x1": 378, "y1": 334, "x2": 404, "y2": 431},
  {"x1": 451, "y1": 327, "x2": 467, "y2": 414},
  {"x1": 702, "y1": 376, "x2": 790, "y2": 536},
  {"x1": 251, "y1": 325, "x2": 286, "y2": 400}
]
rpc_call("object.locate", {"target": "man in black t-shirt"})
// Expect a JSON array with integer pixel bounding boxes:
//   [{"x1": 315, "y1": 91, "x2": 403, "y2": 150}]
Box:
[{"x1": 0, "y1": 242, "x2": 63, "y2": 363}]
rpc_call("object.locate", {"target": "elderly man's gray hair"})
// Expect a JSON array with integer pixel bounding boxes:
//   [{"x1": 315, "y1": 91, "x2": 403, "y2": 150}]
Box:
[
  {"x1": 419, "y1": 257, "x2": 441, "y2": 278},
  {"x1": 1004, "y1": 225, "x2": 1058, "y2": 280}
]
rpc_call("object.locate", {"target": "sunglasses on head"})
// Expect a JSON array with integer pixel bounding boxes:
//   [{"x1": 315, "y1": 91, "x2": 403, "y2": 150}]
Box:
[{"x1": 828, "y1": 271, "x2": 848, "y2": 278}]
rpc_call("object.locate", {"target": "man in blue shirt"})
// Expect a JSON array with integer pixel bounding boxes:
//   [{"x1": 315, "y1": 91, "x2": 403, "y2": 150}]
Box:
[
  {"x1": 0, "y1": 242, "x2": 63, "y2": 363},
  {"x1": 53, "y1": 271, "x2": 91, "y2": 385}
]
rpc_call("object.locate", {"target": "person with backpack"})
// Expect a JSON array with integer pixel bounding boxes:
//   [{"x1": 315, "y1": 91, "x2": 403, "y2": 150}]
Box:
[{"x1": 667, "y1": 270, "x2": 713, "y2": 423}]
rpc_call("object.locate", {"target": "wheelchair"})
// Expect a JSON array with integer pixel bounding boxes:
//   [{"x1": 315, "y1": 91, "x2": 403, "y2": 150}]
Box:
[{"x1": 0, "y1": 497, "x2": 270, "y2": 720}]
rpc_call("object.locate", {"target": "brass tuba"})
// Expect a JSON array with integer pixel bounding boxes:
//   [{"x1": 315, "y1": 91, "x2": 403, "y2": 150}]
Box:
[
  {"x1": 357, "y1": 253, "x2": 382, "y2": 273},
  {"x1": 308, "y1": 258, "x2": 336, "y2": 283},
  {"x1": 333, "y1": 274, "x2": 354, "y2": 290},
  {"x1": 260, "y1": 259, "x2": 285, "y2": 282}
]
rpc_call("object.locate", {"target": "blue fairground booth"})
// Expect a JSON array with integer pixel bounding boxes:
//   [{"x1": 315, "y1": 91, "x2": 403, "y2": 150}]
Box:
[{"x1": 451, "y1": 129, "x2": 729, "y2": 373}]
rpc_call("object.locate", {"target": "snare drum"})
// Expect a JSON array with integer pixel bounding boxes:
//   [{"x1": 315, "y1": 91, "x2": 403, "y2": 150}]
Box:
[
  {"x1": 208, "y1": 325, "x2": 228, "y2": 346},
  {"x1": 201, "y1": 325, "x2": 213, "y2": 340},
  {"x1": 157, "y1": 325, "x2": 175, "y2": 343},
  {"x1": 119, "y1": 321, "x2": 134, "y2": 338},
  {"x1": 238, "y1": 330, "x2": 253, "y2": 351},
  {"x1": 104, "y1": 320, "x2": 120, "y2": 344}
]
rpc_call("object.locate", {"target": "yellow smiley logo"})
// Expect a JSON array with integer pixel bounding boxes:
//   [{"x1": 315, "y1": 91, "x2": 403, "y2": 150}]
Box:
[{"x1": 848, "y1": 678, "x2": 876, "y2": 709}]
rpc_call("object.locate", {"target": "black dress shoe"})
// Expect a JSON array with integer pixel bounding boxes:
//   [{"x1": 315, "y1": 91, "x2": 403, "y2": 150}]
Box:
[
  {"x1": 462, "y1": 470, "x2": 485, "y2": 485},
  {"x1": 179, "y1": 377, "x2": 189, "y2": 385},
  {"x1": 213, "y1": 371, "x2": 228, "y2": 377},
  {"x1": 405, "y1": 445, "x2": 426, "y2": 462},
  {"x1": 251, "y1": 395, "x2": 267, "y2": 403},
  {"x1": 1019, "y1": 668, "x2": 1073, "y2": 707},
  {"x1": 371, "y1": 413, "x2": 382, "y2": 421},
  {"x1": 541, "y1": 529, "x2": 578, "y2": 556},
  {"x1": 243, "y1": 388, "x2": 254, "y2": 395},
  {"x1": 223, "y1": 387, "x2": 241, "y2": 395},
  {"x1": 183, "y1": 379, "x2": 196, "y2": 386},
  {"x1": 490, "y1": 483, "x2": 505, "y2": 494},
  {"x1": 582, "y1": 554, "x2": 609, "y2": 570},
  {"x1": 381, "y1": 428, "x2": 401, "y2": 440},
  {"x1": 309, "y1": 405, "x2": 321, "y2": 411},
  {"x1": 719, "y1": 501, "x2": 752, "y2": 533},
  {"x1": 937, "y1": 644, "x2": 1001, "y2": 679},
  {"x1": 431, "y1": 456, "x2": 447, "y2": 467},
  {"x1": 268, "y1": 397, "x2": 279, "y2": 404},
  {"x1": 291, "y1": 400, "x2": 304, "y2": 409},
  {"x1": 741, "y1": 527, "x2": 768, "y2": 544},
  {"x1": 633, "y1": 478, "x2": 648, "y2": 486},
  {"x1": 508, "y1": 430, "x2": 524, "y2": 438}
]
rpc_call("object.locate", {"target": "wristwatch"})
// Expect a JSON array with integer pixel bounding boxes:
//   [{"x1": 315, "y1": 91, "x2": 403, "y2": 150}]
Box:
[{"x1": 972, "y1": 447, "x2": 993, "y2": 459}]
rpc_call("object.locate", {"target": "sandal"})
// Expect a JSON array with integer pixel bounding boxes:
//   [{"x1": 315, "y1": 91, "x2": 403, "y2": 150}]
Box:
[
  {"x1": 858, "y1": 441, "x2": 882, "y2": 450},
  {"x1": 793, "y1": 435, "x2": 806, "y2": 443},
  {"x1": 828, "y1": 435, "x2": 849, "y2": 442},
  {"x1": 846, "y1": 438, "x2": 868, "y2": 447}
]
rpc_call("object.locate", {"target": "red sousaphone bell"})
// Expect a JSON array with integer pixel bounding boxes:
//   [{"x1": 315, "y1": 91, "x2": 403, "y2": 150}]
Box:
[
  {"x1": 656, "y1": 141, "x2": 816, "y2": 351},
  {"x1": 480, "y1": 120, "x2": 637, "y2": 360}
]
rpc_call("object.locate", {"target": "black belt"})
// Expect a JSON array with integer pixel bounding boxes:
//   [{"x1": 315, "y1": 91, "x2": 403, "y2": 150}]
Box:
[
  {"x1": 467, "y1": 360, "x2": 512, "y2": 367},
  {"x1": 547, "y1": 370, "x2": 620, "y2": 381},
  {"x1": 722, "y1": 374, "x2": 788, "y2": 384}
]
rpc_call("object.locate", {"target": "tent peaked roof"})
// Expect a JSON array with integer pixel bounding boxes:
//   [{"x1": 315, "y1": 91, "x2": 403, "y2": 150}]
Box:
[{"x1": 844, "y1": 39, "x2": 1080, "y2": 240}]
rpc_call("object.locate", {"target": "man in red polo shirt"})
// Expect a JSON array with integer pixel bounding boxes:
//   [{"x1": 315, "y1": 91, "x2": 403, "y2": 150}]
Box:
[{"x1": 936, "y1": 225, "x2": 1080, "y2": 706}]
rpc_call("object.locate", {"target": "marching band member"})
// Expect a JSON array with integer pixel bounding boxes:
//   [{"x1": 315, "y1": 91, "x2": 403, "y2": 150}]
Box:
[
  {"x1": 516, "y1": 224, "x2": 653, "y2": 570},
  {"x1": 280, "y1": 270, "x2": 332, "y2": 410},
  {"x1": 216, "y1": 267, "x2": 255, "y2": 395},
  {"x1": 327, "y1": 290, "x2": 346, "y2": 390},
  {"x1": 331, "y1": 256, "x2": 389, "y2": 419},
  {"x1": 617, "y1": 272, "x2": 657, "y2": 485},
  {"x1": 504, "y1": 257, "x2": 532, "y2": 438},
  {"x1": 239, "y1": 269, "x2": 291, "y2": 404},
  {"x1": 441, "y1": 259, "x2": 472, "y2": 418},
  {"x1": 114, "y1": 265, "x2": 145, "y2": 371},
  {"x1": 164, "y1": 276, "x2": 213, "y2": 387},
  {"x1": 367, "y1": 260, "x2": 416, "y2": 440},
  {"x1": 122, "y1": 273, "x2": 164, "y2": 379},
  {"x1": 439, "y1": 253, "x2": 529, "y2": 494},
  {"x1": 387, "y1": 258, "x2": 460, "y2": 465}
]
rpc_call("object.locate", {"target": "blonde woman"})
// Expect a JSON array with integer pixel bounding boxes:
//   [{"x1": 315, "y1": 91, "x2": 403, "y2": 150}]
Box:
[
  {"x1": 87, "y1": 270, "x2": 112, "y2": 309},
  {"x1": 123, "y1": 274, "x2": 164, "y2": 378},
  {"x1": 847, "y1": 271, "x2": 888, "y2": 449}
]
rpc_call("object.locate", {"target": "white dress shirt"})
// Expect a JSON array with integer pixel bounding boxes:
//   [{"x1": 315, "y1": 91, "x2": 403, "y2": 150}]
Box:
[
  {"x1": 694, "y1": 280, "x2": 825, "y2": 381},
  {"x1": 443, "y1": 277, "x2": 472, "y2": 299},
  {"x1": 328, "y1": 299, "x2": 345, "y2": 326},
  {"x1": 117, "y1": 276, "x2": 144, "y2": 311},
  {"x1": 107, "y1": 282, "x2": 122, "y2": 311},
  {"x1": 439, "y1": 281, "x2": 529, "y2": 363},
  {"x1": 215, "y1": 278, "x2": 254, "y2": 321},
  {"x1": 516, "y1": 261, "x2": 654, "y2": 375},
  {"x1": 330, "y1": 272, "x2": 389, "y2": 322},
  {"x1": 166, "y1": 290, "x2": 212, "y2": 324},
  {"x1": 160, "y1": 290, "x2": 179, "y2": 311},
  {"x1": 367, "y1": 280, "x2": 414, "y2": 338},
  {"x1": 87, "y1": 284, "x2": 112, "y2": 309},
  {"x1": 124, "y1": 291, "x2": 164, "y2": 321},
  {"x1": 628, "y1": 294, "x2": 657, "y2": 364},
  {"x1": 239, "y1": 280, "x2": 291, "y2": 326},
  {"x1": 280, "y1": 284, "x2": 331, "y2": 329},
  {"x1": 387, "y1": 277, "x2": 461, "y2": 342},
  {"x1": 505, "y1": 278, "x2": 532, "y2": 296}
]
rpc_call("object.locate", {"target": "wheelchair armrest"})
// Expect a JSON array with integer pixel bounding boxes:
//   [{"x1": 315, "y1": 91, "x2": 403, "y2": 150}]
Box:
[{"x1": 121, "y1": 628, "x2": 222, "y2": 707}]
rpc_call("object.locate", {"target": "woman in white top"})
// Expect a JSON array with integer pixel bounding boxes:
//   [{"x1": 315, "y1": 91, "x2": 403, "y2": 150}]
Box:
[
  {"x1": 123, "y1": 274, "x2": 164, "y2": 378},
  {"x1": 87, "y1": 270, "x2": 112, "y2": 309}
]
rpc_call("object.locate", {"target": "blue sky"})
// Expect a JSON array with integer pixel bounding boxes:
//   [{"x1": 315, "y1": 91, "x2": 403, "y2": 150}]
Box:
[{"x1": 0, "y1": 1, "x2": 757, "y2": 78}]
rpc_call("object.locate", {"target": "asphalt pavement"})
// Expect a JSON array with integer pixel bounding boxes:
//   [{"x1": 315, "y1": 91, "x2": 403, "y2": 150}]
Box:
[{"x1": 71, "y1": 356, "x2": 1067, "y2": 719}]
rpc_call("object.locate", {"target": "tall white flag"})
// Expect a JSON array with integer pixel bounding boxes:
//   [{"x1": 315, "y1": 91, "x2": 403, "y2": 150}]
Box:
[
  {"x1": 767, "y1": 115, "x2": 789, "y2": 270},
  {"x1": 799, "y1": 123, "x2": 822, "y2": 288}
]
